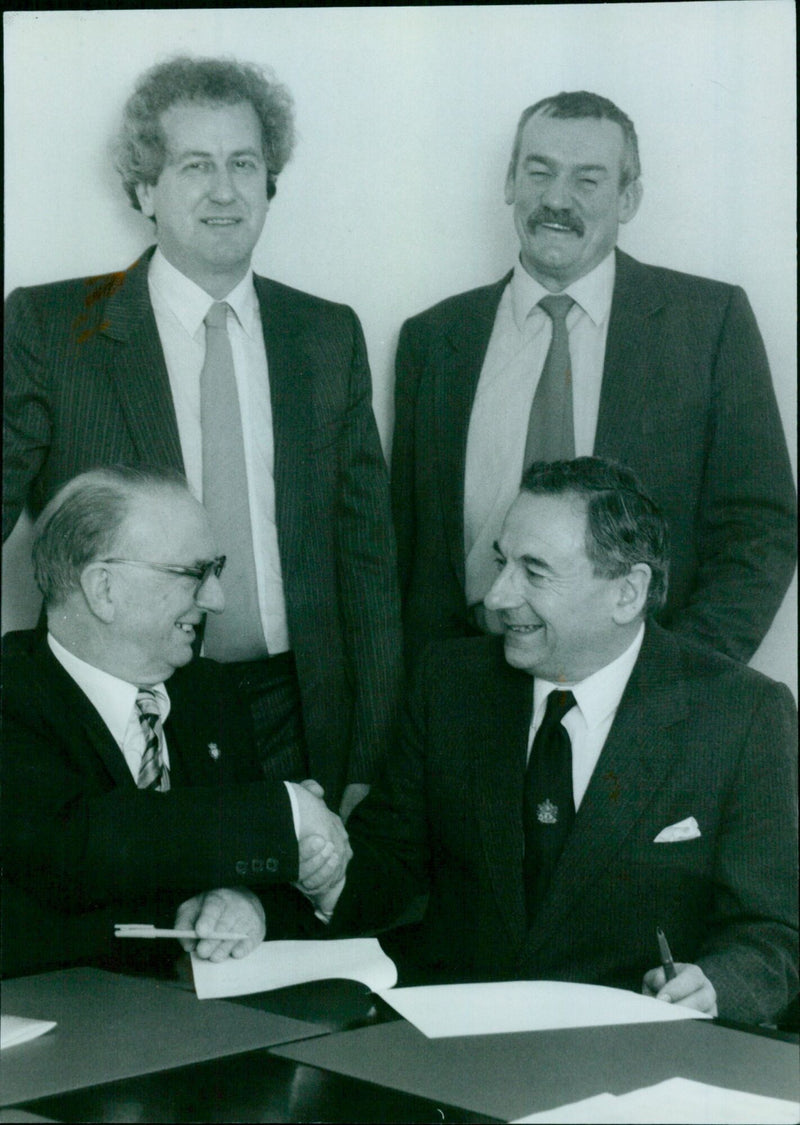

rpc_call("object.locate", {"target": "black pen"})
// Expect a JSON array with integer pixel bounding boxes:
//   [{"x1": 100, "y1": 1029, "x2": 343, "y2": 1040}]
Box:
[{"x1": 656, "y1": 926, "x2": 677, "y2": 981}]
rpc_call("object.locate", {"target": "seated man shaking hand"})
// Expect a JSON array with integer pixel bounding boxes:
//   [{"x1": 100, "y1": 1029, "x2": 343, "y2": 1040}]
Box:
[
  {"x1": 301, "y1": 458, "x2": 797, "y2": 1026},
  {"x1": 1, "y1": 467, "x2": 349, "y2": 977}
]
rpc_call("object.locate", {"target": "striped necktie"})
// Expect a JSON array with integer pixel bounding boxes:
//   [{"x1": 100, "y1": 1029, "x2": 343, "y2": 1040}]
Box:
[
  {"x1": 524, "y1": 295, "x2": 575, "y2": 470},
  {"x1": 135, "y1": 688, "x2": 170, "y2": 792}
]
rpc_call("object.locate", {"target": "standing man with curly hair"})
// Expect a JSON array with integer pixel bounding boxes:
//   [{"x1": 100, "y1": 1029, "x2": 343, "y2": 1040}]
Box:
[{"x1": 4, "y1": 57, "x2": 403, "y2": 819}]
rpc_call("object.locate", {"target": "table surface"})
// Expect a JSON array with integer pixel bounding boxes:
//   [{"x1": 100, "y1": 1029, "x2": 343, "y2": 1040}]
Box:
[{"x1": 2, "y1": 968, "x2": 797, "y2": 1124}]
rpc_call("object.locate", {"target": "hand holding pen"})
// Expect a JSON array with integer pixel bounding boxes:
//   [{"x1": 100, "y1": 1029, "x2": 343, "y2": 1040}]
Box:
[{"x1": 641, "y1": 926, "x2": 718, "y2": 1016}]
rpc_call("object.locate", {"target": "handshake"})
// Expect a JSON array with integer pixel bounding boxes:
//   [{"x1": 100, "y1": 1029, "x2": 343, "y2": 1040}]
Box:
[{"x1": 290, "y1": 779, "x2": 353, "y2": 917}]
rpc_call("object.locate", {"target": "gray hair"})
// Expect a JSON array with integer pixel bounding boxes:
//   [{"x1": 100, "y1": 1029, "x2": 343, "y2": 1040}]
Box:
[
  {"x1": 32, "y1": 466, "x2": 189, "y2": 607},
  {"x1": 115, "y1": 55, "x2": 295, "y2": 209},
  {"x1": 519, "y1": 457, "x2": 669, "y2": 615},
  {"x1": 508, "y1": 91, "x2": 641, "y2": 190}
]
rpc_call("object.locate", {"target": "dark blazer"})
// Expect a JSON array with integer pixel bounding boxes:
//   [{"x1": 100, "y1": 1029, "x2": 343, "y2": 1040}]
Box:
[
  {"x1": 331, "y1": 626, "x2": 799, "y2": 1026},
  {"x1": 1, "y1": 629, "x2": 300, "y2": 977},
  {"x1": 3, "y1": 250, "x2": 403, "y2": 804},
  {"x1": 391, "y1": 250, "x2": 797, "y2": 665}
]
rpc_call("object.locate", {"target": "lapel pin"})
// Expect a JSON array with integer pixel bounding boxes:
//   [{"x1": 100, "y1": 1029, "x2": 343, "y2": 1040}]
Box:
[
  {"x1": 208, "y1": 743, "x2": 221, "y2": 760},
  {"x1": 537, "y1": 799, "x2": 559, "y2": 824}
]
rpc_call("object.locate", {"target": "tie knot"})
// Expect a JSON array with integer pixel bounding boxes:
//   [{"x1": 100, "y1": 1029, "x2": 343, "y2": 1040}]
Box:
[
  {"x1": 543, "y1": 689, "x2": 576, "y2": 727},
  {"x1": 204, "y1": 301, "x2": 230, "y2": 329},
  {"x1": 538, "y1": 295, "x2": 574, "y2": 323},
  {"x1": 136, "y1": 687, "x2": 163, "y2": 723}
]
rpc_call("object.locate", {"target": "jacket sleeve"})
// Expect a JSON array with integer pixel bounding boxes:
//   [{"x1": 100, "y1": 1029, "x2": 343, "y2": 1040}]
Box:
[
  {"x1": 667, "y1": 286, "x2": 796, "y2": 662},
  {"x1": 3, "y1": 287, "x2": 53, "y2": 541},
  {"x1": 334, "y1": 309, "x2": 404, "y2": 786},
  {"x1": 697, "y1": 680, "x2": 798, "y2": 1023}
]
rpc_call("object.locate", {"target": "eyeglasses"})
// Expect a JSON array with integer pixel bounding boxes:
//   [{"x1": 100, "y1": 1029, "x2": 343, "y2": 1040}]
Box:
[{"x1": 100, "y1": 555, "x2": 226, "y2": 589}]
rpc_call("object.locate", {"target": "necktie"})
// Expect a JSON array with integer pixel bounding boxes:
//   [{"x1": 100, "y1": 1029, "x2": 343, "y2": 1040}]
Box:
[
  {"x1": 135, "y1": 688, "x2": 170, "y2": 792},
  {"x1": 200, "y1": 301, "x2": 266, "y2": 661},
  {"x1": 523, "y1": 689, "x2": 576, "y2": 922},
  {"x1": 523, "y1": 295, "x2": 575, "y2": 470}
]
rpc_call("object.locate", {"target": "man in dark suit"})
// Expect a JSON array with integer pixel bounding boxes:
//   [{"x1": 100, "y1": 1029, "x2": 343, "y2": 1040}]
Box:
[
  {"x1": 304, "y1": 459, "x2": 798, "y2": 1026},
  {"x1": 1, "y1": 467, "x2": 350, "y2": 978},
  {"x1": 392, "y1": 90, "x2": 795, "y2": 667},
  {"x1": 3, "y1": 56, "x2": 403, "y2": 818}
]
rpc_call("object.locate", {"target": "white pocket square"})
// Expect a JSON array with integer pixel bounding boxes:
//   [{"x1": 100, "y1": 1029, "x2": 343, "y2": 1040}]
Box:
[{"x1": 653, "y1": 816, "x2": 701, "y2": 843}]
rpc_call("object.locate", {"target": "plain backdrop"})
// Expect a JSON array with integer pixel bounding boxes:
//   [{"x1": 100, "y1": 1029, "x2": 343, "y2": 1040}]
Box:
[{"x1": 3, "y1": 4, "x2": 796, "y2": 690}]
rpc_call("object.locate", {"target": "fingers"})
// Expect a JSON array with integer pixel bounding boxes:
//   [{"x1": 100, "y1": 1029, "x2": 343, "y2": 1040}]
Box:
[
  {"x1": 190, "y1": 888, "x2": 266, "y2": 962},
  {"x1": 174, "y1": 895, "x2": 203, "y2": 952},
  {"x1": 339, "y1": 782, "x2": 370, "y2": 823},
  {"x1": 300, "y1": 778, "x2": 325, "y2": 799},
  {"x1": 297, "y1": 834, "x2": 340, "y2": 892},
  {"x1": 642, "y1": 962, "x2": 718, "y2": 1016}
]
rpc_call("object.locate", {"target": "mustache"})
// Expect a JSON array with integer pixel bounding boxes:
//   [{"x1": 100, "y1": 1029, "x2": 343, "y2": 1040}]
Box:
[{"x1": 526, "y1": 207, "x2": 585, "y2": 236}]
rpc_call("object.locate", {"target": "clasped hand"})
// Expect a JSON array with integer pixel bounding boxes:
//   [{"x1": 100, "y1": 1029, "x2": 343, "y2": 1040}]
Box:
[
  {"x1": 291, "y1": 779, "x2": 352, "y2": 913},
  {"x1": 642, "y1": 962, "x2": 718, "y2": 1016}
]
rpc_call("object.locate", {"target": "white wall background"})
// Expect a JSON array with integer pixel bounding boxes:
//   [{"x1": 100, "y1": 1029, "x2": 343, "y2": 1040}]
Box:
[{"x1": 3, "y1": 3, "x2": 796, "y2": 689}]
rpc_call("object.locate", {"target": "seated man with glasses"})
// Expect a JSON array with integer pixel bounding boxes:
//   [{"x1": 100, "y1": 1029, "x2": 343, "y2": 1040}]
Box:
[{"x1": 1, "y1": 466, "x2": 350, "y2": 978}]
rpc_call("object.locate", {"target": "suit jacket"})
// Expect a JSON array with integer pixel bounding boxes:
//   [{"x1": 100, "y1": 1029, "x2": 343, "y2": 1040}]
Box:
[
  {"x1": 3, "y1": 250, "x2": 403, "y2": 803},
  {"x1": 1, "y1": 629, "x2": 302, "y2": 977},
  {"x1": 331, "y1": 626, "x2": 799, "y2": 1025},
  {"x1": 391, "y1": 250, "x2": 797, "y2": 665}
]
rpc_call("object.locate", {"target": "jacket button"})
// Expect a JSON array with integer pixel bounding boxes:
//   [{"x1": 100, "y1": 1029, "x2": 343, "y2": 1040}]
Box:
[
  {"x1": 251, "y1": 858, "x2": 264, "y2": 874},
  {"x1": 266, "y1": 857, "x2": 279, "y2": 873},
  {"x1": 235, "y1": 861, "x2": 248, "y2": 876}
]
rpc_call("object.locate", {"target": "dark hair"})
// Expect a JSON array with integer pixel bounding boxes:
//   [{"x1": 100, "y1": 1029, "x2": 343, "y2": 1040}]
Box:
[
  {"x1": 508, "y1": 91, "x2": 641, "y2": 189},
  {"x1": 32, "y1": 466, "x2": 190, "y2": 607},
  {"x1": 115, "y1": 55, "x2": 295, "y2": 209},
  {"x1": 519, "y1": 457, "x2": 668, "y2": 615}
]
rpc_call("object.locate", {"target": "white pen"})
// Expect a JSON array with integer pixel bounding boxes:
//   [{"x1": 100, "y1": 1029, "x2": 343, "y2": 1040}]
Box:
[{"x1": 114, "y1": 924, "x2": 248, "y2": 941}]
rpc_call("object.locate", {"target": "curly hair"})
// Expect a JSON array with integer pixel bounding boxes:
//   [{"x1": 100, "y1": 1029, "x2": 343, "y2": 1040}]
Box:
[{"x1": 115, "y1": 55, "x2": 295, "y2": 209}]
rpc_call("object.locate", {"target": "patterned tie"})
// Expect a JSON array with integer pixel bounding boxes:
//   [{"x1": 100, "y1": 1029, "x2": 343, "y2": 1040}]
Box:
[
  {"x1": 135, "y1": 688, "x2": 170, "y2": 792},
  {"x1": 523, "y1": 689, "x2": 576, "y2": 922},
  {"x1": 524, "y1": 295, "x2": 575, "y2": 470},
  {"x1": 200, "y1": 301, "x2": 267, "y2": 661}
]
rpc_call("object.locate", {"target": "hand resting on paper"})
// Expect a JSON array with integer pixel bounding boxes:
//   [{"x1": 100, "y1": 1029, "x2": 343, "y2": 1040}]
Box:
[
  {"x1": 175, "y1": 886, "x2": 265, "y2": 961},
  {"x1": 642, "y1": 962, "x2": 718, "y2": 1015}
]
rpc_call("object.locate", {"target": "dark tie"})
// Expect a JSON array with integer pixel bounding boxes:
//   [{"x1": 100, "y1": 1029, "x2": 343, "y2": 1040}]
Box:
[
  {"x1": 524, "y1": 295, "x2": 575, "y2": 470},
  {"x1": 523, "y1": 689, "x2": 576, "y2": 921},
  {"x1": 200, "y1": 301, "x2": 266, "y2": 661},
  {"x1": 135, "y1": 688, "x2": 170, "y2": 792}
]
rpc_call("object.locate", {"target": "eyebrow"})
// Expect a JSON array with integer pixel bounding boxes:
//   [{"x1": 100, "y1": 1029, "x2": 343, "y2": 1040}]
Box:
[
  {"x1": 172, "y1": 147, "x2": 262, "y2": 161},
  {"x1": 523, "y1": 154, "x2": 609, "y2": 175}
]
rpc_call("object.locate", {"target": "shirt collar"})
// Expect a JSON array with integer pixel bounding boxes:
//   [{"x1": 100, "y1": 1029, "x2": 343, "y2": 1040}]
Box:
[
  {"x1": 510, "y1": 248, "x2": 616, "y2": 331},
  {"x1": 148, "y1": 247, "x2": 260, "y2": 338},
  {"x1": 47, "y1": 633, "x2": 170, "y2": 748},
  {"x1": 533, "y1": 622, "x2": 645, "y2": 731}
]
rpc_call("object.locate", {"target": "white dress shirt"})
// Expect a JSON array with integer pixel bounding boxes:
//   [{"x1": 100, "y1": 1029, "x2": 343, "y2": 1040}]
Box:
[
  {"x1": 464, "y1": 251, "x2": 616, "y2": 608},
  {"x1": 47, "y1": 633, "x2": 171, "y2": 781},
  {"x1": 148, "y1": 249, "x2": 289, "y2": 653},
  {"x1": 528, "y1": 624, "x2": 644, "y2": 810}
]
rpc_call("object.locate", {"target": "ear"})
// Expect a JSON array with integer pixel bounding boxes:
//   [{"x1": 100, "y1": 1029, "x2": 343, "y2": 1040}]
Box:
[
  {"x1": 617, "y1": 177, "x2": 642, "y2": 225},
  {"x1": 504, "y1": 166, "x2": 517, "y2": 206},
  {"x1": 611, "y1": 563, "x2": 650, "y2": 624},
  {"x1": 79, "y1": 563, "x2": 117, "y2": 624},
  {"x1": 134, "y1": 181, "x2": 157, "y2": 219}
]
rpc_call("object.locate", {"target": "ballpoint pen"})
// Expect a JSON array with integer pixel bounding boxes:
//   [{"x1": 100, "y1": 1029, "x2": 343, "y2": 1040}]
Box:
[
  {"x1": 115, "y1": 924, "x2": 248, "y2": 941},
  {"x1": 656, "y1": 925, "x2": 677, "y2": 981}
]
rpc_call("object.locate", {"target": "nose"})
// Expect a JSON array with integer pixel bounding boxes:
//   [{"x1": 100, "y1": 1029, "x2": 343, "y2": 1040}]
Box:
[
  {"x1": 207, "y1": 166, "x2": 236, "y2": 204},
  {"x1": 539, "y1": 172, "x2": 571, "y2": 211},
  {"x1": 484, "y1": 563, "x2": 523, "y2": 613},
  {"x1": 195, "y1": 574, "x2": 225, "y2": 615}
]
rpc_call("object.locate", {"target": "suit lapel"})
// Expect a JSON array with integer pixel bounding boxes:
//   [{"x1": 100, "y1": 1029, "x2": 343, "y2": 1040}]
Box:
[
  {"x1": 435, "y1": 276, "x2": 511, "y2": 585},
  {"x1": 473, "y1": 641, "x2": 533, "y2": 942},
  {"x1": 98, "y1": 248, "x2": 184, "y2": 472},
  {"x1": 595, "y1": 251, "x2": 666, "y2": 459},
  {"x1": 520, "y1": 627, "x2": 689, "y2": 961},
  {"x1": 254, "y1": 276, "x2": 311, "y2": 575}
]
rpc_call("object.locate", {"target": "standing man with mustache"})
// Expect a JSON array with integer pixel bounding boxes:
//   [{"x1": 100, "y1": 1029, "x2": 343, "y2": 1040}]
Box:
[
  {"x1": 392, "y1": 91, "x2": 795, "y2": 668},
  {"x1": 4, "y1": 56, "x2": 403, "y2": 820}
]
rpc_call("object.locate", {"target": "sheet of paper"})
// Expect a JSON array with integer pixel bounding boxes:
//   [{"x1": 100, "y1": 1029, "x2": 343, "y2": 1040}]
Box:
[
  {"x1": 1, "y1": 1015, "x2": 57, "y2": 1050},
  {"x1": 377, "y1": 980, "x2": 711, "y2": 1038},
  {"x1": 192, "y1": 938, "x2": 397, "y2": 999},
  {"x1": 512, "y1": 1078, "x2": 800, "y2": 1124}
]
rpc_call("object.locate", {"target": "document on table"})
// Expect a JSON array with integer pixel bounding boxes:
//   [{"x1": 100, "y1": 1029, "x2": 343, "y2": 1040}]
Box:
[
  {"x1": 1, "y1": 1015, "x2": 56, "y2": 1050},
  {"x1": 511, "y1": 1077, "x2": 800, "y2": 1123},
  {"x1": 377, "y1": 980, "x2": 711, "y2": 1037},
  {"x1": 191, "y1": 938, "x2": 397, "y2": 999}
]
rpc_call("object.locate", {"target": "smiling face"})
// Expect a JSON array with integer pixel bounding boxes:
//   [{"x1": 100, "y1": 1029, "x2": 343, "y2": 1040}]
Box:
[
  {"x1": 135, "y1": 100, "x2": 269, "y2": 297},
  {"x1": 505, "y1": 113, "x2": 642, "y2": 291},
  {"x1": 104, "y1": 488, "x2": 225, "y2": 684},
  {"x1": 484, "y1": 491, "x2": 634, "y2": 683}
]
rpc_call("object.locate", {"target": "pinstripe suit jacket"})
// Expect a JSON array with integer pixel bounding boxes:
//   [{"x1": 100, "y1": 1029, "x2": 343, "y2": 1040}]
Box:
[
  {"x1": 391, "y1": 250, "x2": 797, "y2": 665},
  {"x1": 331, "y1": 626, "x2": 799, "y2": 1025},
  {"x1": 3, "y1": 249, "x2": 403, "y2": 803}
]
